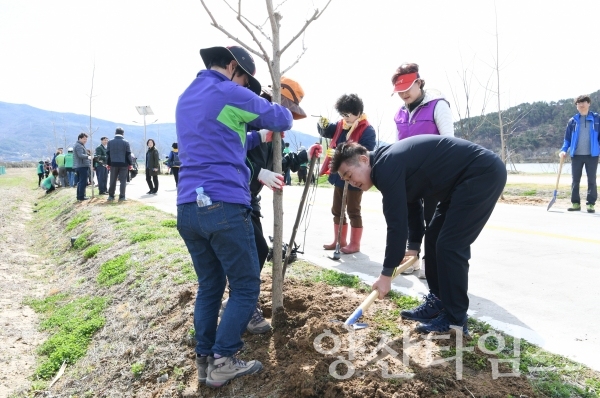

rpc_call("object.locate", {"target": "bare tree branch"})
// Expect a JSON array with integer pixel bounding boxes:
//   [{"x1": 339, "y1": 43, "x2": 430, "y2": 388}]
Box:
[
  {"x1": 281, "y1": 33, "x2": 307, "y2": 74},
  {"x1": 200, "y1": 0, "x2": 268, "y2": 63},
  {"x1": 279, "y1": 0, "x2": 332, "y2": 55},
  {"x1": 222, "y1": 0, "x2": 273, "y2": 44}
]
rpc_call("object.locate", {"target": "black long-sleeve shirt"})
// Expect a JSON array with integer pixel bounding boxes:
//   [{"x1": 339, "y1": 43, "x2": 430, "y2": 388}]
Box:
[{"x1": 371, "y1": 135, "x2": 502, "y2": 274}]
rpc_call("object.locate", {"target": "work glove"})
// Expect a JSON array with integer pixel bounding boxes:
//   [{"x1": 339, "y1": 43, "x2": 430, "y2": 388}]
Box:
[
  {"x1": 316, "y1": 116, "x2": 329, "y2": 137},
  {"x1": 128, "y1": 165, "x2": 133, "y2": 170},
  {"x1": 559, "y1": 151, "x2": 566, "y2": 158},
  {"x1": 308, "y1": 144, "x2": 322, "y2": 159},
  {"x1": 87, "y1": 155, "x2": 92, "y2": 160},
  {"x1": 106, "y1": 165, "x2": 111, "y2": 171},
  {"x1": 258, "y1": 168, "x2": 284, "y2": 191},
  {"x1": 259, "y1": 129, "x2": 285, "y2": 143}
]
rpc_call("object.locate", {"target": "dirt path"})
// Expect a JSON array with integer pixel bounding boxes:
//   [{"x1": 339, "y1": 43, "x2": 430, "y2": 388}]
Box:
[{"x1": 0, "y1": 173, "x2": 49, "y2": 397}]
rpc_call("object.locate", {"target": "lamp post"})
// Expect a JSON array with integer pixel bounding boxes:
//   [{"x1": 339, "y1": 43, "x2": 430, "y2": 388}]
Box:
[{"x1": 135, "y1": 106, "x2": 154, "y2": 158}]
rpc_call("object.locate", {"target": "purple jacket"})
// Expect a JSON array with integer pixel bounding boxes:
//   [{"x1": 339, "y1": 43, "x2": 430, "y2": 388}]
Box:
[{"x1": 395, "y1": 98, "x2": 444, "y2": 140}]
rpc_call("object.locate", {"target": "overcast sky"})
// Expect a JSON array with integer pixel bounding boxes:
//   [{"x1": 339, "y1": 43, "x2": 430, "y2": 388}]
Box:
[{"x1": 1, "y1": 0, "x2": 599, "y2": 143}]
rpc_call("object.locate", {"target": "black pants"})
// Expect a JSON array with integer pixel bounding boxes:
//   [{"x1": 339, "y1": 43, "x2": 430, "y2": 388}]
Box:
[
  {"x1": 424, "y1": 158, "x2": 507, "y2": 324},
  {"x1": 146, "y1": 169, "x2": 159, "y2": 192},
  {"x1": 172, "y1": 167, "x2": 179, "y2": 187},
  {"x1": 251, "y1": 210, "x2": 269, "y2": 272},
  {"x1": 38, "y1": 173, "x2": 43, "y2": 186},
  {"x1": 570, "y1": 155, "x2": 598, "y2": 205},
  {"x1": 108, "y1": 166, "x2": 128, "y2": 198}
]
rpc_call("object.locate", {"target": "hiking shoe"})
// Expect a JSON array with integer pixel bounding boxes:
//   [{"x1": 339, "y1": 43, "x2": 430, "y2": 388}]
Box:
[
  {"x1": 118, "y1": 196, "x2": 126, "y2": 201},
  {"x1": 206, "y1": 355, "x2": 262, "y2": 388},
  {"x1": 415, "y1": 311, "x2": 469, "y2": 336},
  {"x1": 568, "y1": 203, "x2": 581, "y2": 211},
  {"x1": 401, "y1": 259, "x2": 421, "y2": 275},
  {"x1": 587, "y1": 204, "x2": 595, "y2": 213},
  {"x1": 196, "y1": 355, "x2": 208, "y2": 384},
  {"x1": 401, "y1": 293, "x2": 444, "y2": 322},
  {"x1": 107, "y1": 196, "x2": 115, "y2": 201},
  {"x1": 418, "y1": 259, "x2": 427, "y2": 279},
  {"x1": 247, "y1": 305, "x2": 272, "y2": 334}
]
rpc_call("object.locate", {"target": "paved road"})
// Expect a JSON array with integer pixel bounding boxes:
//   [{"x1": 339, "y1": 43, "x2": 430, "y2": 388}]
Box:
[{"x1": 123, "y1": 173, "x2": 600, "y2": 370}]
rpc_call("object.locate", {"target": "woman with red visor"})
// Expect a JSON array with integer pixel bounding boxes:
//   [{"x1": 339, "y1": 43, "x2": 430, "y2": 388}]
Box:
[{"x1": 391, "y1": 63, "x2": 454, "y2": 278}]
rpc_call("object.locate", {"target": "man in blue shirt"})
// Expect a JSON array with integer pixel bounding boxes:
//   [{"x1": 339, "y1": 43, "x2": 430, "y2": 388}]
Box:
[
  {"x1": 175, "y1": 45, "x2": 292, "y2": 388},
  {"x1": 560, "y1": 94, "x2": 599, "y2": 213}
]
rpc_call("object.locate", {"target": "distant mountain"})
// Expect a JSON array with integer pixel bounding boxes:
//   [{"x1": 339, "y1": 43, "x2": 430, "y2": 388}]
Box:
[
  {"x1": 0, "y1": 102, "x2": 176, "y2": 161},
  {"x1": 0, "y1": 102, "x2": 325, "y2": 161}
]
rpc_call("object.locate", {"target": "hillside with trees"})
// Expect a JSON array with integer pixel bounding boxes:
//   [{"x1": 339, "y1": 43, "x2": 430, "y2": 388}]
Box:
[{"x1": 455, "y1": 89, "x2": 600, "y2": 162}]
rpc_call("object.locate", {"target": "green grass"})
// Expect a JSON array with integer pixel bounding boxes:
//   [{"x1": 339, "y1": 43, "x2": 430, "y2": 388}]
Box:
[
  {"x1": 72, "y1": 231, "x2": 91, "y2": 250},
  {"x1": 97, "y1": 253, "x2": 131, "y2": 286},
  {"x1": 131, "y1": 362, "x2": 145, "y2": 377},
  {"x1": 522, "y1": 189, "x2": 537, "y2": 196},
  {"x1": 313, "y1": 269, "x2": 361, "y2": 288},
  {"x1": 372, "y1": 308, "x2": 402, "y2": 337},
  {"x1": 83, "y1": 244, "x2": 102, "y2": 259},
  {"x1": 0, "y1": 174, "x2": 26, "y2": 188},
  {"x1": 387, "y1": 290, "x2": 420, "y2": 310},
  {"x1": 160, "y1": 219, "x2": 177, "y2": 228},
  {"x1": 130, "y1": 231, "x2": 160, "y2": 244},
  {"x1": 25, "y1": 294, "x2": 107, "y2": 379},
  {"x1": 66, "y1": 211, "x2": 91, "y2": 231}
]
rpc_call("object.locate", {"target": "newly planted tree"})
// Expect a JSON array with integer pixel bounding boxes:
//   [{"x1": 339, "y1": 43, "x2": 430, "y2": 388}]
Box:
[{"x1": 199, "y1": 0, "x2": 332, "y2": 324}]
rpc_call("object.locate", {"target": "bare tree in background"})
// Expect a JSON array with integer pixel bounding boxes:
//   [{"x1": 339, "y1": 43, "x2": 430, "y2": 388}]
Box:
[
  {"x1": 200, "y1": 0, "x2": 332, "y2": 324},
  {"x1": 446, "y1": 54, "x2": 493, "y2": 141},
  {"x1": 86, "y1": 64, "x2": 99, "y2": 199}
]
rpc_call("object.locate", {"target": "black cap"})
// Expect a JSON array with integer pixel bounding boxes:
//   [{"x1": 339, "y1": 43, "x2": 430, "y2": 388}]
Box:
[{"x1": 199, "y1": 46, "x2": 261, "y2": 95}]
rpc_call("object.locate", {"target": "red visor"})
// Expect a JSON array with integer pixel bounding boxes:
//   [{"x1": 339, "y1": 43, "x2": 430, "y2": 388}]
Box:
[{"x1": 393, "y1": 72, "x2": 419, "y2": 93}]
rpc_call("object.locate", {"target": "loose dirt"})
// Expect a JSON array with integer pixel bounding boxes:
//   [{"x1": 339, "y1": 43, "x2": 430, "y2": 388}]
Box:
[{"x1": 0, "y1": 172, "x2": 49, "y2": 396}]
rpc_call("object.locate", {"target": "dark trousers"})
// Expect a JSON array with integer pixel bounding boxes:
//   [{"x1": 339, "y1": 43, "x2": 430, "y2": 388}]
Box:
[
  {"x1": 76, "y1": 167, "x2": 88, "y2": 200},
  {"x1": 172, "y1": 167, "x2": 179, "y2": 187},
  {"x1": 146, "y1": 169, "x2": 159, "y2": 192},
  {"x1": 570, "y1": 155, "x2": 598, "y2": 205},
  {"x1": 109, "y1": 166, "x2": 129, "y2": 198},
  {"x1": 38, "y1": 173, "x2": 43, "y2": 186},
  {"x1": 284, "y1": 168, "x2": 291, "y2": 186},
  {"x1": 331, "y1": 185, "x2": 363, "y2": 228},
  {"x1": 96, "y1": 165, "x2": 108, "y2": 193},
  {"x1": 424, "y1": 158, "x2": 507, "y2": 324},
  {"x1": 45, "y1": 185, "x2": 55, "y2": 195},
  {"x1": 251, "y1": 210, "x2": 269, "y2": 272},
  {"x1": 298, "y1": 167, "x2": 307, "y2": 184}
]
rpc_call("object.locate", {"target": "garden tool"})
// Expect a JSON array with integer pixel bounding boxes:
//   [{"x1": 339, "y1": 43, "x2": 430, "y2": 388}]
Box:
[{"x1": 547, "y1": 155, "x2": 565, "y2": 211}]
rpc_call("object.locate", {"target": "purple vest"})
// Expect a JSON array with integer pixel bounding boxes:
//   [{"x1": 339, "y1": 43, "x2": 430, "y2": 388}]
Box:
[{"x1": 395, "y1": 98, "x2": 444, "y2": 140}]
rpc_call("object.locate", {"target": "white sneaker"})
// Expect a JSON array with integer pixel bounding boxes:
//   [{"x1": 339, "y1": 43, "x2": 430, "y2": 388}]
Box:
[
  {"x1": 418, "y1": 259, "x2": 427, "y2": 279},
  {"x1": 401, "y1": 258, "x2": 421, "y2": 275}
]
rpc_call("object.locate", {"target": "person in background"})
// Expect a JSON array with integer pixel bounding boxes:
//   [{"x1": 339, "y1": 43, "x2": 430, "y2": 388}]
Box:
[
  {"x1": 297, "y1": 146, "x2": 308, "y2": 185},
  {"x1": 51, "y1": 148, "x2": 62, "y2": 171},
  {"x1": 283, "y1": 142, "x2": 292, "y2": 186},
  {"x1": 106, "y1": 127, "x2": 132, "y2": 202},
  {"x1": 41, "y1": 170, "x2": 59, "y2": 194},
  {"x1": 166, "y1": 143, "x2": 181, "y2": 187},
  {"x1": 55, "y1": 149, "x2": 66, "y2": 188},
  {"x1": 64, "y1": 148, "x2": 75, "y2": 187},
  {"x1": 43, "y1": 159, "x2": 51, "y2": 178},
  {"x1": 176, "y1": 44, "x2": 292, "y2": 387},
  {"x1": 559, "y1": 94, "x2": 599, "y2": 213},
  {"x1": 95, "y1": 137, "x2": 109, "y2": 195},
  {"x1": 391, "y1": 62, "x2": 455, "y2": 277},
  {"x1": 145, "y1": 138, "x2": 160, "y2": 194},
  {"x1": 318, "y1": 93, "x2": 376, "y2": 254},
  {"x1": 72, "y1": 133, "x2": 92, "y2": 201},
  {"x1": 36, "y1": 160, "x2": 44, "y2": 186}
]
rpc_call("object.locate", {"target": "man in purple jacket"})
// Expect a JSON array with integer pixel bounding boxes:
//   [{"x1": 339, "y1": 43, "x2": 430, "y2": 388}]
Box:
[{"x1": 175, "y1": 45, "x2": 292, "y2": 388}]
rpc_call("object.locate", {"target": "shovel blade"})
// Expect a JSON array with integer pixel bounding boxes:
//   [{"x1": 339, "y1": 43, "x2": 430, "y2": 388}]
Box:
[{"x1": 547, "y1": 190, "x2": 557, "y2": 211}]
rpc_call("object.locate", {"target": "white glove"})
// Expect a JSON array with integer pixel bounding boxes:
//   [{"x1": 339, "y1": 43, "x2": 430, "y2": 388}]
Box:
[
  {"x1": 258, "y1": 168, "x2": 284, "y2": 190},
  {"x1": 318, "y1": 116, "x2": 329, "y2": 129},
  {"x1": 559, "y1": 151, "x2": 566, "y2": 158},
  {"x1": 87, "y1": 155, "x2": 92, "y2": 160},
  {"x1": 258, "y1": 129, "x2": 285, "y2": 143}
]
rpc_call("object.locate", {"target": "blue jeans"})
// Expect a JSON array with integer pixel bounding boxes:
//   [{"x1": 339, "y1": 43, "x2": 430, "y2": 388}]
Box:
[
  {"x1": 177, "y1": 201, "x2": 260, "y2": 357},
  {"x1": 571, "y1": 155, "x2": 598, "y2": 205},
  {"x1": 67, "y1": 169, "x2": 75, "y2": 187},
  {"x1": 76, "y1": 167, "x2": 88, "y2": 200}
]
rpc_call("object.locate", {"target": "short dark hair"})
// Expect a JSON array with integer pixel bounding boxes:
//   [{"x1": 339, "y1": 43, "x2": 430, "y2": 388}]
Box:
[
  {"x1": 115, "y1": 127, "x2": 124, "y2": 135},
  {"x1": 575, "y1": 95, "x2": 591, "y2": 104},
  {"x1": 52, "y1": 169, "x2": 59, "y2": 177},
  {"x1": 78, "y1": 133, "x2": 88, "y2": 140},
  {"x1": 331, "y1": 141, "x2": 368, "y2": 174},
  {"x1": 100, "y1": 136, "x2": 108, "y2": 141},
  {"x1": 172, "y1": 142, "x2": 178, "y2": 149},
  {"x1": 335, "y1": 94, "x2": 364, "y2": 116},
  {"x1": 147, "y1": 139, "x2": 156, "y2": 147},
  {"x1": 207, "y1": 56, "x2": 234, "y2": 70}
]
